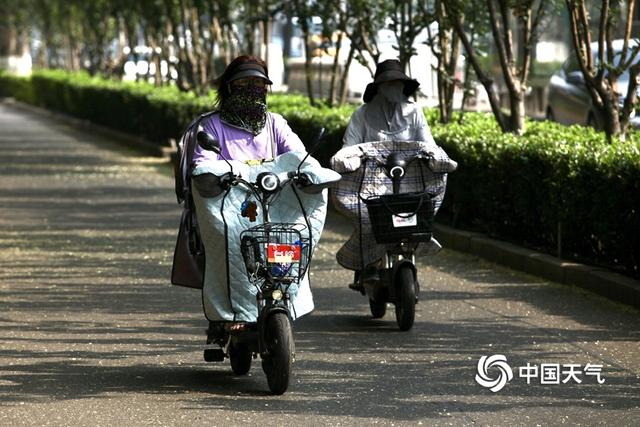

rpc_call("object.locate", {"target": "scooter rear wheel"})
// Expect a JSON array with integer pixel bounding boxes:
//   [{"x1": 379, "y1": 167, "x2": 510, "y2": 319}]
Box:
[
  {"x1": 394, "y1": 266, "x2": 416, "y2": 331},
  {"x1": 229, "y1": 341, "x2": 252, "y2": 375},
  {"x1": 261, "y1": 312, "x2": 294, "y2": 395}
]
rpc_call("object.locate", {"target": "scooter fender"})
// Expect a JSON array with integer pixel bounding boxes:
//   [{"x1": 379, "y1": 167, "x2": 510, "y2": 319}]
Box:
[
  {"x1": 258, "y1": 304, "x2": 291, "y2": 357},
  {"x1": 390, "y1": 259, "x2": 419, "y2": 302}
]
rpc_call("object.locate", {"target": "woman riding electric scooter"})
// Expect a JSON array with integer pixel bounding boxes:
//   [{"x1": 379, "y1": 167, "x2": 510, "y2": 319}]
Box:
[
  {"x1": 174, "y1": 55, "x2": 340, "y2": 394},
  {"x1": 195, "y1": 130, "x2": 338, "y2": 394},
  {"x1": 330, "y1": 59, "x2": 457, "y2": 330}
]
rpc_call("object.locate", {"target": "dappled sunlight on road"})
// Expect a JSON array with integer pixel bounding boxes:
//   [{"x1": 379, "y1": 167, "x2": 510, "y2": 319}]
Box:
[{"x1": 1, "y1": 103, "x2": 639, "y2": 425}]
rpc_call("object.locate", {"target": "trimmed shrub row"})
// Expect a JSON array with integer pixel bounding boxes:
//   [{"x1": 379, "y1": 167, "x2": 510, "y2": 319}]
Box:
[
  {"x1": 434, "y1": 115, "x2": 640, "y2": 278},
  {"x1": 1, "y1": 70, "x2": 639, "y2": 278}
]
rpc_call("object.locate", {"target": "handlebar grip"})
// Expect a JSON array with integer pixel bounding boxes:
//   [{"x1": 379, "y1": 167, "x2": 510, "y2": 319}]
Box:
[
  {"x1": 295, "y1": 173, "x2": 312, "y2": 187},
  {"x1": 218, "y1": 172, "x2": 236, "y2": 189}
]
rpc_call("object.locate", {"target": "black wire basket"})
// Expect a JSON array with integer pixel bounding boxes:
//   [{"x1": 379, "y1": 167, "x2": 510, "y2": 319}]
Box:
[
  {"x1": 363, "y1": 191, "x2": 435, "y2": 244},
  {"x1": 239, "y1": 222, "x2": 310, "y2": 284}
]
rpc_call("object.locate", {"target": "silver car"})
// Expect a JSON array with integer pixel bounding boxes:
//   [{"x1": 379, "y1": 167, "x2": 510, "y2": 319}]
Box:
[{"x1": 546, "y1": 39, "x2": 640, "y2": 129}]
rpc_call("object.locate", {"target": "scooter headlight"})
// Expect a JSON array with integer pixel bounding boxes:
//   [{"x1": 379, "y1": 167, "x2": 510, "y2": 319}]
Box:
[
  {"x1": 257, "y1": 172, "x2": 280, "y2": 193},
  {"x1": 389, "y1": 165, "x2": 405, "y2": 178},
  {"x1": 271, "y1": 289, "x2": 283, "y2": 301}
]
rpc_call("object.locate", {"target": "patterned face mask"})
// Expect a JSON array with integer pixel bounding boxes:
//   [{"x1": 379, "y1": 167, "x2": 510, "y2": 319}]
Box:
[{"x1": 220, "y1": 84, "x2": 268, "y2": 135}]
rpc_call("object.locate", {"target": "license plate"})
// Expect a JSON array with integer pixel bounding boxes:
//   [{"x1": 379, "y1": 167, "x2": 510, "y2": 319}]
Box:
[
  {"x1": 392, "y1": 213, "x2": 417, "y2": 228},
  {"x1": 267, "y1": 243, "x2": 301, "y2": 263}
]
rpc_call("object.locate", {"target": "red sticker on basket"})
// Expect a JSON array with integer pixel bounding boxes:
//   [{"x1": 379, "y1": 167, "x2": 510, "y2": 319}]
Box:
[{"x1": 267, "y1": 244, "x2": 301, "y2": 263}]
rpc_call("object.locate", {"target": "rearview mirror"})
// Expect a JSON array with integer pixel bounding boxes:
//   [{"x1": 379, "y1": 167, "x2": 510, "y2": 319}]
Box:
[{"x1": 196, "y1": 131, "x2": 221, "y2": 154}]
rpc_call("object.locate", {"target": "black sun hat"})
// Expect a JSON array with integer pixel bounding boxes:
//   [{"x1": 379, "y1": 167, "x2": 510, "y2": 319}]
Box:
[
  {"x1": 215, "y1": 57, "x2": 273, "y2": 87},
  {"x1": 362, "y1": 59, "x2": 420, "y2": 103},
  {"x1": 227, "y1": 62, "x2": 273, "y2": 84}
]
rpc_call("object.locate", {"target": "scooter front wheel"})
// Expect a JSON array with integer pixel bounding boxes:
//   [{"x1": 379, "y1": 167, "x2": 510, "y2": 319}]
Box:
[
  {"x1": 261, "y1": 312, "x2": 294, "y2": 395},
  {"x1": 395, "y1": 266, "x2": 416, "y2": 331}
]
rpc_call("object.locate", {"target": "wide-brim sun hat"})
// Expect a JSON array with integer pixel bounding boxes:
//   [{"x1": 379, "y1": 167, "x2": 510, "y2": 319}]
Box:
[{"x1": 363, "y1": 59, "x2": 419, "y2": 103}]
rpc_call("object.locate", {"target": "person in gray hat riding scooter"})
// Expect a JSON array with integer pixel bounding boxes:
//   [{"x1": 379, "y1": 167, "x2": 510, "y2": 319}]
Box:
[{"x1": 340, "y1": 59, "x2": 439, "y2": 291}]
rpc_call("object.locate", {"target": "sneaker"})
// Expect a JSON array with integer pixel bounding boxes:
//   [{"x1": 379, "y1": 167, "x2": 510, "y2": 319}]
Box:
[{"x1": 348, "y1": 270, "x2": 364, "y2": 292}]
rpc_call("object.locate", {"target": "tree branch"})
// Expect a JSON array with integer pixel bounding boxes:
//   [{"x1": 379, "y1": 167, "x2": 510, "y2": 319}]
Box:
[
  {"x1": 620, "y1": 60, "x2": 640, "y2": 131},
  {"x1": 445, "y1": 1, "x2": 507, "y2": 131},
  {"x1": 498, "y1": 0, "x2": 513, "y2": 63},
  {"x1": 620, "y1": 0, "x2": 636, "y2": 68},
  {"x1": 486, "y1": 0, "x2": 517, "y2": 95},
  {"x1": 520, "y1": 7, "x2": 533, "y2": 86},
  {"x1": 566, "y1": 0, "x2": 599, "y2": 106}
]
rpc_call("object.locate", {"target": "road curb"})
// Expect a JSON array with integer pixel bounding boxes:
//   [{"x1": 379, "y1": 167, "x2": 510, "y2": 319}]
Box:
[
  {"x1": 1, "y1": 98, "x2": 175, "y2": 160},
  {"x1": 434, "y1": 223, "x2": 640, "y2": 309}
]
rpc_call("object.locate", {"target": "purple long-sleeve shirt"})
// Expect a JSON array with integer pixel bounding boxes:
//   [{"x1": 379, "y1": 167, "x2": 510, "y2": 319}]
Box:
[{"x1": 192, "y1": 112, "x2": 306, "y2": 165}]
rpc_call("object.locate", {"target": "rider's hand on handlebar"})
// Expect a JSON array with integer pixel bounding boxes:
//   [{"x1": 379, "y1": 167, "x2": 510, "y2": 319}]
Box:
[{"x1": 293, "y1": 172, "x2": 312, "y2": 188}]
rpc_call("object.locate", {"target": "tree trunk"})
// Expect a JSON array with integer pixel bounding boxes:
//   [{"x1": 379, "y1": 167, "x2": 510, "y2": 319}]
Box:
[
  {"x1": 292, "y1": 0, "x2": 316, "y2": 106},
  {"x1": 163, "y1": 0, "x2": 192, "y2": 91},
  {"x1": 432, "y1": 1, "x2": 460, "y2": 124},
  {"x1": 283, "y1": 14, "x2": 293, "y2": 58},
  {"x1": 261, "y1": 9, "x2": 271, "y2": 69},
  {"x1": 178, "y1": 0, "x2": 199, "y2": 91},
  {"x1": 339, "y1": 42, "x2": 355, "y2": 105},
  {"x1": 354, "y1": 21, "x2": 379, "y2": 77},
  {"x1": 509, "y1": 91, "x2": 525, "y2": 134},
  {"x1": 601, "y1": 90, "x2": 621, "y2": 139},
  {"x1": 282, "y1": 13, "x2": 293, "y2": 84},
  {"x1": 188, "y1": 6, "x2": 208, "y2": 94},
  {"x1": 303, "y1": 30, "x2": 316, "y2": 105},
  {"x1": 444, "y1": 2, "x2": 508, "y2": 131},
  {"x1": 395, "y1": 0, "x2": 415, "y2": 71},
  {"x1": 328, "y1": 32, "x2": 344, "y2": 107},
  {"x1": 150, "y1": 34, "x2": 163, "y2": 86},
  {"x1": 621, "y1": 61, "x2": 640, "y2": 135},
  {"x1": 429, "y1": 0, "x2": 450, "y2": 123},
  {"x1": 486, "y1": 0, "x2": 524, "y2": 134},
  {"x1": 246, "y1": 1, "x2": 256, "y2": 57},
  {"x1": 0, "y1": 15, "x2": 10, "y2": 58},
  {"x1": 69, "y1": 26, "x2": 82, "y2": 72},
  {"x1": 445, "y1": 30, "x2": 461, "y2": 121},
  {"x1": 211, "y1": 16, "x2": 228, "y2": 72},
  {"x1": 565, "y1": 0, "x2": 637, "y2": 140},
  {"x1": 458, "y1": 55, "x2": 473, "y2": 122},
  {"x1": 436, "y1": 74, "x2": 447, "y2": 123}
]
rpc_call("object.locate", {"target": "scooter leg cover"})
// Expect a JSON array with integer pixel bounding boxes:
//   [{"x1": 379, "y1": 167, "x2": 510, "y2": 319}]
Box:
[{"x1": 191, "y1": 152, "x2": 338, "y2": 322}]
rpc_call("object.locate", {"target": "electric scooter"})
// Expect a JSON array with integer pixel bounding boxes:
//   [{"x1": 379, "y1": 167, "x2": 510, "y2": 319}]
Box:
[
  {"x1": 331, "y1": 140, "x2": 456, "y2": 331},
  {"x1": 358, "y1": 151, "x2": 437, "y2": 331},
  {"x1": 196, "y1": 130, "x2": 339, "y2": 394}
]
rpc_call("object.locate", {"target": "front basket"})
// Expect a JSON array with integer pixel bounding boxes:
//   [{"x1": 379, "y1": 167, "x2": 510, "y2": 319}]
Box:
[{"x1": 363, "y1": 192, "x2": 434, "y2": 244}]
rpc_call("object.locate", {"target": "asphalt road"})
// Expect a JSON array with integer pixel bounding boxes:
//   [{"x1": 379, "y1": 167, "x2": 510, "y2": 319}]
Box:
[{"x1": 1, "y1": 103, "x2": 639, "y2": 426}]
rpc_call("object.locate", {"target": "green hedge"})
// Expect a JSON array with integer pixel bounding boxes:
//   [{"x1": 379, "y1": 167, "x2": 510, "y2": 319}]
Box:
[
  {"x1": 434, "y1": 115, "x2": 640, "y2": 278},
  {"x1": 21, "y1": 70, "x2": 210, "y2": 143},
  {"x1": 0, "y1": 71, "x2": 35, "y2": 103},
  {"x1": 1, "y1": 69, "x2": 639, "y2": 278}
]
